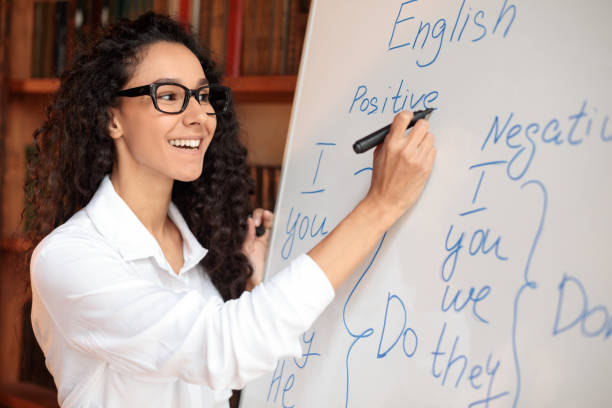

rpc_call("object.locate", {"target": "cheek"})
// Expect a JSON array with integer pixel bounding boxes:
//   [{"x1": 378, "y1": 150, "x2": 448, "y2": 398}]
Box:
[
  {"x1": 203, "y1": 117, "x2": 217, "y2": 151},
  {"x1": 202, "y1": 135, "x2": 213, "y2": 154},
  {"x1": 208, "y1": 116, "x2": 217, "y2": 137},
  {"x1": 122, "y1": 117, "x2": 172, "y2": 159}
]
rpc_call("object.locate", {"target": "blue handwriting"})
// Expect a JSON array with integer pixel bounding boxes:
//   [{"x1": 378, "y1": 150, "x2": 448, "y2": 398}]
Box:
[
  {"x1": 348, "y1": 80, "x2": 438, "y2": 115},
  {"x1": 553, "y1": 273, "x2": 612, "y2": 340},
  {"x1": 431, "y1": 322, "x2": 509, "y2": 406},
  {"x1": 281, "y1": 207, "x2": 330, "y2": 260},
  {"x1": 388, "y1": 0, "x2": 517, "y2": 67}
]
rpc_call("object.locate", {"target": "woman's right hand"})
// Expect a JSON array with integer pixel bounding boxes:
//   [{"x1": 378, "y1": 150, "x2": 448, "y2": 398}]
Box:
[
  {"x1": 365, "y1": 110, "x2": 436, "y2": 226},
  {"x1": 308, "y1": 110, "x2": 437, "y2": 291}
]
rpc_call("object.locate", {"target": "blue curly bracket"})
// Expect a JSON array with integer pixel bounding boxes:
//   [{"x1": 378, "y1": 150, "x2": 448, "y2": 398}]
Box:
[
  {"x1": 342, "y1": 232, "x2": 386, "y2": 408},
  {"x1": 511, "y1": 179, "x2": 548, "y2": 407},
  {"x1": 341, "y1": 165, "x2": 385, "y2": 408}
]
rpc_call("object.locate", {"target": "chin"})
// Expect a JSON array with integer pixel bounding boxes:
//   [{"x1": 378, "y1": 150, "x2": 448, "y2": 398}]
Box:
[{"x1": 173, "y1": 169, "x2": 203, "y2": 183}]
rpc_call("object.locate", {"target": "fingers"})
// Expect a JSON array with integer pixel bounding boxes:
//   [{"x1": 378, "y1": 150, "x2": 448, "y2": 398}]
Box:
[
  {"x1": 244, "y1": 216, "x2": 256, "y2": 246},
  {"x1": 425, "y1": 143, "x2": 437, "y2": 168},
  {"x1": 426, "y1": 144, "x2": 438, "y2": 167},
  {"x1": 385, "y1": 111, "x2": 430, "y2": 153},
  {"x1": 261, "y1": 209, "x2": 274, "y2": 229},
  {"x1": 252, "y1": 208, "x2": 265, "y2": 227},
  {"x1": 406, "y1": 119, "x2": 430, "y2": 150},
  {"x1": 385, "y1": 110, "x2": 413, "y2": 150},
  {"x1": 367, "y1": 110, "x2": 436, "y2": 217},
  {"x1": 415, "y1": 131, "x2": 435, "y2": 160},
  {"x1": 251, "y1": 208, "x2": 274, "y2": 235}
]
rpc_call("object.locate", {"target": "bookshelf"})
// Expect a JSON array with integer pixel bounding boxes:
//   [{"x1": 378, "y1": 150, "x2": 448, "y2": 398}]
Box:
[
  {"x1": 2, "y1": 0, "x2": 305, "y2": 237},
  {"x1": 0, "y1": 1, "x2": 303, "y2": 406},
  {"x1": 9, "y1": 0, "x2": 303, "y2": 101},
  {"x1": 9, "y1": 74, "x2": 297, "y2": 102}
]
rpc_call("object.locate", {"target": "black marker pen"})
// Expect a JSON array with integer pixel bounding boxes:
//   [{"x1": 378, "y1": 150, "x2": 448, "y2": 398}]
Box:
[
  {"x1": 249, "y1": 213, "x2": 267, "y2": 237},
  {"x1": 353, "y1": 108, "x2": 436, "y2": 154}
]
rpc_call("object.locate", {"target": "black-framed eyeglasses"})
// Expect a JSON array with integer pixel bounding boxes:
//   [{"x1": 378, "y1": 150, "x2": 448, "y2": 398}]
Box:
[{"x1": 114, "y1": 82, "x2": 231, "y2": 115}]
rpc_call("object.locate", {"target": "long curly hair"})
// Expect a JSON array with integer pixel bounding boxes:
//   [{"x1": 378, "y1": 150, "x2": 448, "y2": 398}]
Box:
[{"x1": 23, "y1": 11, "x2": 254, "y2": 301}]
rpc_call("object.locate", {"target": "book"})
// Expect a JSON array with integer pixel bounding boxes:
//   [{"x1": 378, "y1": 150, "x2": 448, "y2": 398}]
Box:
[
  {"x1": 246, "y1": 165, "x2": 282, "y2": 210},
  {"x1": 54, "y1": 2, "x2": 69, "y2": 76},
  {"x1": 254, "y1": 0, "x2": 273, "y2": 75},
  {"x1": 249, "y1": 165, "x2": 258, "y2": 210},
  {"x1": 224, "y1": 0, "x2": 244, "y2": 77},
  {"x1": 31, "y1": 1, "x2": 70, "y2": 78},
  {"x1": 74, "y1": 0, "x2": 97, "y2": 50},
  {"x1": 240, "y1": 0, "x2": 256, "y2": 75},
  {"x1": 191, "y1": 0, "x2": 201, "y2": 35},
  {"x1": 178, "y1": 0, "x2": 191, "y2": 30},
  {"x1": 209, "y1": 0, "x2": 228, "y2": 72},
  {"x1": 269, "y1": 0, "x2": 289, "y2": 74},
  {"x1": 261, "y1": 166, "x2": 271, "y2": 209},
  {"x1": 286, "y1": 0, "x2": 308, "y2": 74},
  {"x1": 42, "y1": 2, "x2": 56, "y2": 77},
  {"x1": 31, "y1": 2, "x2": 44, "y2": 78},
  {"x1": 167, "y1": 0, "x2": 179, "y2": 20}
]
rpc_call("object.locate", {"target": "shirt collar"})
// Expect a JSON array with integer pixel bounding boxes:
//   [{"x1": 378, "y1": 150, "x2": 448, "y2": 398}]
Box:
[{"x1": 85, "y1": 174, "x2": 208, "y2": 275}]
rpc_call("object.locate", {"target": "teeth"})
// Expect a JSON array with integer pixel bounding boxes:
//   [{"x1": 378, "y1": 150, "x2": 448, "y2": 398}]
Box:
[{"x1": 169, "y1": 139, "x2": 200, "y2": 148}]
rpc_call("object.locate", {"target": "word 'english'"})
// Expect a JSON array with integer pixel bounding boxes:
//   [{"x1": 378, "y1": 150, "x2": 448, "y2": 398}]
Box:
[{"x1": 388, "y1": 0, "x2": 517, "y2": 68}]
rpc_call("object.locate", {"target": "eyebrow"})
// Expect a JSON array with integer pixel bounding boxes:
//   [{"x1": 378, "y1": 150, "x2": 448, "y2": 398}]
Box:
[{"x1": 152, "y1": 77, "x2": 209, "y2": 86}]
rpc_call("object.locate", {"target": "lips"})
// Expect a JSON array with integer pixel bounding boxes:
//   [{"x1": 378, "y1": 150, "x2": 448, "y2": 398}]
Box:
[
  {"x1": 168, "y1": 138, "x2": 202, "y2": 148},
  {"x1": 167, "y1": 138, "x2": 203, "y2": 155}
]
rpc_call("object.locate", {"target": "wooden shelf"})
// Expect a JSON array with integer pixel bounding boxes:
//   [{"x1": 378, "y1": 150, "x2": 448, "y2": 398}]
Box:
[
  {"x1": 9, "y1": 75, "x2": 297, "y2": 103},
  {"x1": 224, "y1": 75, "x2": 297, "y2": 103},
  {"x1": 0, "y1": 382, "x2": 59, "y2": 408},
  {"x1": 0, "y1": 237, "x2": 31, "y2": 252},
  {"x1": 8, "y1": 78, "x2": 59, "y2": 95}
]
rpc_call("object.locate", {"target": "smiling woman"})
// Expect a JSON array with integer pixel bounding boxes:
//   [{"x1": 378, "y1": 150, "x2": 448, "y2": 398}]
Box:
[
  {"x1": 25, "y1": 13, "x2": 254, "y2": 300},
  {"x1": 23, "y1": 12, "x2": 262, "y2": 406},
  {"x1": 22, "y1": 10, "x2": 435, "y2": 408}
]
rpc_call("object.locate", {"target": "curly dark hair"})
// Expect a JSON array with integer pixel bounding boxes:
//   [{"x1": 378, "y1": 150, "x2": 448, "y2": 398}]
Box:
[{"x1": 23, "y1": 11, "x2": 254, "y2": 301}]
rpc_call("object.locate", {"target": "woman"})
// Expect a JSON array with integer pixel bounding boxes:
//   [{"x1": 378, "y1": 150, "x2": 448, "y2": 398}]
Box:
[{"x1": 25, "y1": 11, "x2": 436, "y2": 408}]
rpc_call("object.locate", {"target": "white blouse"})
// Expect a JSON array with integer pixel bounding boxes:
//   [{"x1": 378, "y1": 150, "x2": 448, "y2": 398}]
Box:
[{"x1": 30, "y1": 174, "x2": 335, "y2": 408}]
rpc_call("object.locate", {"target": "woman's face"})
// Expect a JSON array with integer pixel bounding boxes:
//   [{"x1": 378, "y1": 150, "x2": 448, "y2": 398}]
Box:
[{"x1": 109, "y1": 41, "x2": 216, "y2": 182}]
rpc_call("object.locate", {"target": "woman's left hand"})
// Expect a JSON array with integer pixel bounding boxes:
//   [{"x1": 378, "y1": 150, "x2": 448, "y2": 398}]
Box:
[{"x1": 242, "y1": 208, "x2": 274, "y2": 291}]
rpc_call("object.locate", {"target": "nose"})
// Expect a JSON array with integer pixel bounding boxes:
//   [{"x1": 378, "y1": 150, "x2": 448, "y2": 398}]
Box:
[
  {"x1": 186, "y1": 89, "x2": 214, "y2": 116},
  {"x1": 183, "y1": 90, "x2": 202, "y2": 112},
  {"x1": 182, "y1": 91, "x2": 214, "y2": 126}
]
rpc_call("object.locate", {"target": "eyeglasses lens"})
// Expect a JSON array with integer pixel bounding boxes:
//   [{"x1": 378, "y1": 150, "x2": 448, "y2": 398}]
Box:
[
  {"x1": 208, "y1": 86, "x2": 229, "y2": 114},
  {"x1": 155, "y1": 84, "x2": 228, "y2": 115},
  {"x1": 155, "y1": 84, "x2": 185, "y2": 113}
]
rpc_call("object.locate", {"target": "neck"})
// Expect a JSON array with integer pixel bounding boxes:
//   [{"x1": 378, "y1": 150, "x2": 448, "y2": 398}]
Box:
[{"x1": 110, "y1": 161, "x2": 174, "y2": 241}]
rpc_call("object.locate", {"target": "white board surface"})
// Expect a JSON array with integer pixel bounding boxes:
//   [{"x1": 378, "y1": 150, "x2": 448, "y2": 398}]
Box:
[{"x1": 241, "y1": 1, "x2": 612, "y2": 406}]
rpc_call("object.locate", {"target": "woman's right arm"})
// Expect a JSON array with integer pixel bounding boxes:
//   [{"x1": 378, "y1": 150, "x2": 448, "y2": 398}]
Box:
[
  {"x1": 308, "y1": 110, "x2": 436, "y2": 290},
  {"x1": 29, "y1": 110, "x2": 435, "y2": 391},
  {"x1": 31, "y1": 239, "x2": 333, "y2": 391}
]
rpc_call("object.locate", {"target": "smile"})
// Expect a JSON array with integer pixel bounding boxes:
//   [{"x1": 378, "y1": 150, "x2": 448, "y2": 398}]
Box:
[{"x1": 168, "y1": 139, "x2": 201, "y2": 151}]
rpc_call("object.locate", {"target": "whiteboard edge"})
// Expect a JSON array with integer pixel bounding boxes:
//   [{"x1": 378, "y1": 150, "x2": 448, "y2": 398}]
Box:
[
  {"x1": 261, "y1": 0, "x2": 320, "y2": 282},
  {"x1": 240, "y1": 1, "x2": 320, "y2": 405}
]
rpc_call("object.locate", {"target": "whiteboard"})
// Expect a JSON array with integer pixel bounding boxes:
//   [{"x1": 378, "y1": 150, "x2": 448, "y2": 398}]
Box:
[{"x1": 241, "y1": 0, "x2": 612, "y2": 406}]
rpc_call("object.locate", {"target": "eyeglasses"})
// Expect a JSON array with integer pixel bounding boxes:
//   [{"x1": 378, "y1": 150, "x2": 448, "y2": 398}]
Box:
[{"x1": 114, "y1": 82, "x2": 231, "y2": 115}]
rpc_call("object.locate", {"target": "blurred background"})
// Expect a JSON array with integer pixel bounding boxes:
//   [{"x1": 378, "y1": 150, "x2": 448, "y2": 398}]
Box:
[{"x1": 0, "y1": 0, "x2": 309, "y2": 406}]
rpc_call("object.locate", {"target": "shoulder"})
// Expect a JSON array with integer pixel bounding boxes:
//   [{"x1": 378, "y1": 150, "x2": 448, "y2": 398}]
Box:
[
  {"x1": 31, "y1": 208, "x2": 121, "y2": 281},
  {"x1": 29, "y1": 208, "x2": 145, "y2": 304},
  {"x1": 34, "y1": 208, "x2": 115, "y2": 257}
]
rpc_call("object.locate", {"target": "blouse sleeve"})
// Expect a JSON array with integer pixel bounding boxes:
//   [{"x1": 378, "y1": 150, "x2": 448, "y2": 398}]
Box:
[{"x1": 30, "y1": 235, "x2": 335, "y2": 390}]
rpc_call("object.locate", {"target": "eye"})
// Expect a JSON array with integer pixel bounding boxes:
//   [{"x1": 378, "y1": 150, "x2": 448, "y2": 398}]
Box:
[
  {"x1": 159, "y1": 92, "x2": 179, "y2": 101},
  {"x1": 197, "y1": 88, "x2": 210, "y2": 103}
]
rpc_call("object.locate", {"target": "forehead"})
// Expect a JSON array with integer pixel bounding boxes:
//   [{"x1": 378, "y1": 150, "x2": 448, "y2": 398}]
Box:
[{"x1": 128, "y1": 41, "x2": 206, "y2": 86}]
